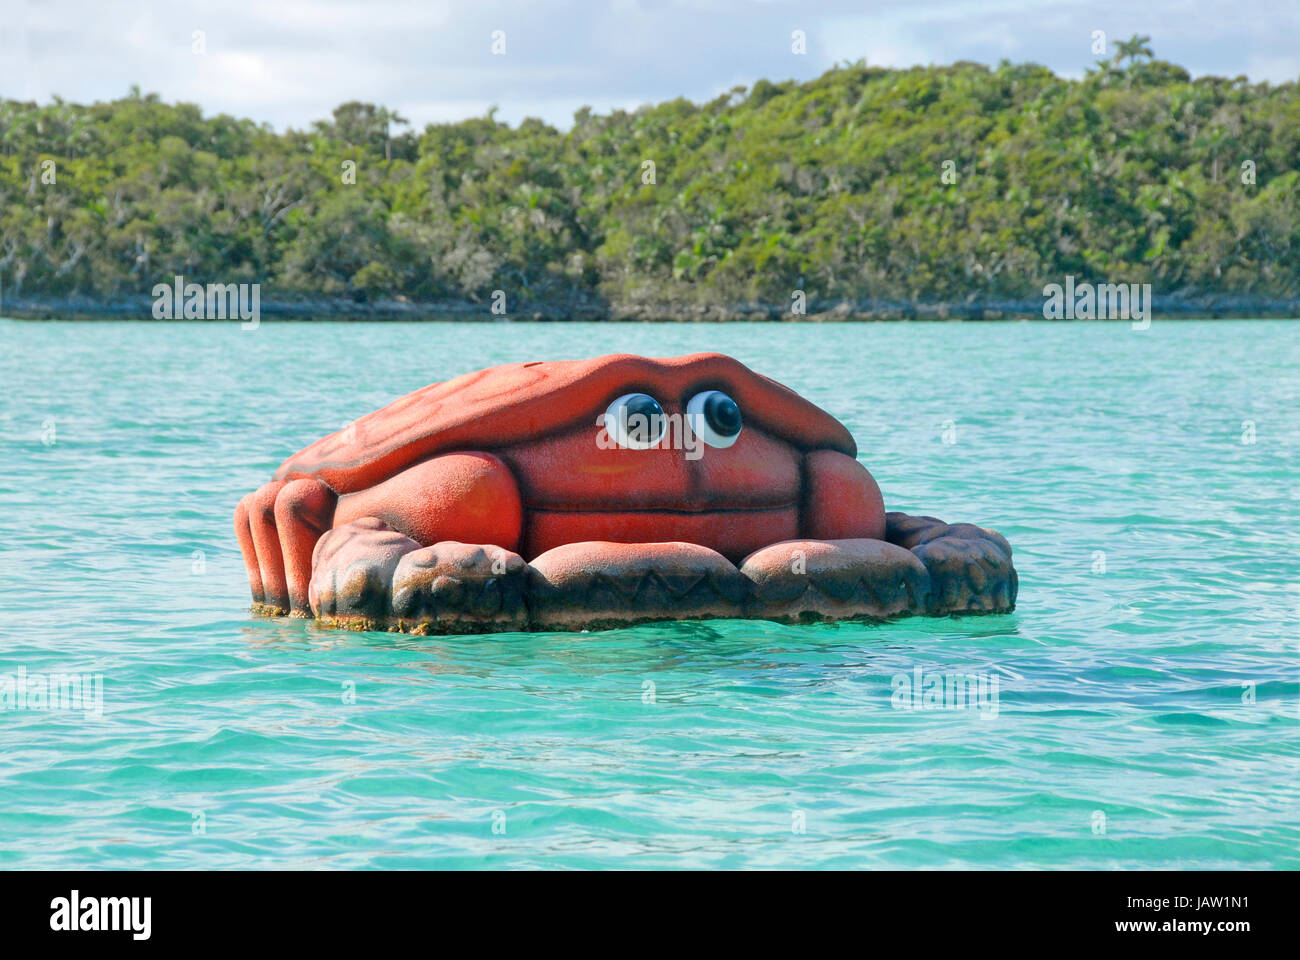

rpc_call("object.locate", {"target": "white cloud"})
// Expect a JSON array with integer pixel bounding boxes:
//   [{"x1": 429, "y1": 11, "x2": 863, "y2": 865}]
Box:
[
  {"x1": 1244, "y1": 55, "x2": 1300, "y2": 85},
  {"x1": 2, "y1": 0, "x2": 1295, "y2": 130}
]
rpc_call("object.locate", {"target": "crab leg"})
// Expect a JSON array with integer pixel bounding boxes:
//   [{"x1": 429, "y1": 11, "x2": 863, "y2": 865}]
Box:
[
  {"x1": 233, "y1": 494, "x2": 265, "y2": 604},
  {"x1": 275, "y1": 477, "x2": 338, "y2": 615},
  {"x1": 235, "y1": 480, "x2": 288, "y2": 612}
]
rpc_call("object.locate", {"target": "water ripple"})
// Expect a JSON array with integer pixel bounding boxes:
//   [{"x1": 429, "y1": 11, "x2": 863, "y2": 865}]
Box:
[{"x1": 0, "y1": 319, "x2": 1297, "y2": 868}]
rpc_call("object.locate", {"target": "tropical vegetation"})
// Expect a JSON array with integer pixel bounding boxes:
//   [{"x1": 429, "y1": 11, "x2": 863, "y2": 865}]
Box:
[{"x1": 2, "y1": 40, "x2": 1297, "y2": 317}]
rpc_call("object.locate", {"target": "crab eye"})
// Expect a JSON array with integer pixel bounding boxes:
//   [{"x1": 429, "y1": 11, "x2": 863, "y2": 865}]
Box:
[
  {"x1": 605, "y1": 393, "x2": 667, "y2": 449},
  {"x1": 686, "y1": 390, "x2": 743, "y2": 448}
]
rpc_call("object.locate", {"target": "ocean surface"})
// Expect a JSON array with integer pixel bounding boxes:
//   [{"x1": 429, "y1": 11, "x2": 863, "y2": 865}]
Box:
[{"x1": 1, "y1": 317, "x2": 1297, "y2": 869}]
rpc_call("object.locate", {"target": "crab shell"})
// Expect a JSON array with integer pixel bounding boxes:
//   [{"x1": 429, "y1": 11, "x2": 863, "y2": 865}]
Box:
[
  {"x1": 235, "y1": 352, "x2": 1017, "y2": 631},
  {"x1": 274, "y1": 351, "x2": 884, "y2": 559}
]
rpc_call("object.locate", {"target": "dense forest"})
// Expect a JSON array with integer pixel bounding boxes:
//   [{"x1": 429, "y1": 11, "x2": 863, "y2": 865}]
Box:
[{"x1": 3, "y1": 41, "x2": 1299, "y2": 319}]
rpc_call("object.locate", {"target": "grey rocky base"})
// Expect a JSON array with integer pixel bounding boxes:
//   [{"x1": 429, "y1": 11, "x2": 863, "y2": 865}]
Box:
[{"x1": 279, "y1": 511, "x2": 1018, "y2": 634}]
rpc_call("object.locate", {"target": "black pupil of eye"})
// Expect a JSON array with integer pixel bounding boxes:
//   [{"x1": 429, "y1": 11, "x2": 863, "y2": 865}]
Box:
[
  {"x1": 703, "y1": 392, "x2": 742, "y2": 436},
  {"x1": 623, "y1": 394, "x2": 664, "y2": 435}
]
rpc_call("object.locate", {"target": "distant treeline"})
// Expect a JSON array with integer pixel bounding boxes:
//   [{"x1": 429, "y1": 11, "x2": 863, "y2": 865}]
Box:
[{"x1": 3, "y1": 43, "x2": 1299, "y2": 318}]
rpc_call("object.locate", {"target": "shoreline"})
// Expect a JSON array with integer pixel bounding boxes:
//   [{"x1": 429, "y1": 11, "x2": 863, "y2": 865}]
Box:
[{"x1": 2, "y1": 294, "x2": 1298, "y2": 322}]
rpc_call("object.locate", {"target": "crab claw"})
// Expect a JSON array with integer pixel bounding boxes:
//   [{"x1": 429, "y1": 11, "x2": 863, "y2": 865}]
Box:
[
  {"x1": 885, "y1": 513, "x2": 1017, "y2": 615},
  {"x1": 740, "y1": 538, "x2": 930, "y2": 621},
  {"x1": 308, "y1": 518, "x2": 529, "y2": 633},
  {"x1": 527, "y1": 541, "x2": 748, "y2": 630}
]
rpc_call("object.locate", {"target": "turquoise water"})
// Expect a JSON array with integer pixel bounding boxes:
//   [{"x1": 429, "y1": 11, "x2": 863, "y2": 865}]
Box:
[{"x1": 1, "y1": 317, "x2": 1297, "y2": 869}]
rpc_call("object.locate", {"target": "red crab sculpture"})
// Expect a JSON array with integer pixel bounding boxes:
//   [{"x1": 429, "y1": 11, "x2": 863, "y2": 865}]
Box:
[{"x1": 235, "y1": 352, "x2": 1016, "y2": 632}]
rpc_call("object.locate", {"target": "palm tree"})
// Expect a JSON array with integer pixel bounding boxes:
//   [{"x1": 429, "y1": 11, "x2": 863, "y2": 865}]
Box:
[
  {"x1": 1089, "y1": 58, "x2": 1122, "y2": 86},
  {"x1": 1112, "y1": 34, "x2": 1154, "y2": 71}
]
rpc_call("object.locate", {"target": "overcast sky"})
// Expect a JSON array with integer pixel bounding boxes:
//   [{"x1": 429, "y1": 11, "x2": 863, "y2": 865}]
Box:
[{"x1": 2, "y1": 0, "x2": 1296, "y2": 131}]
